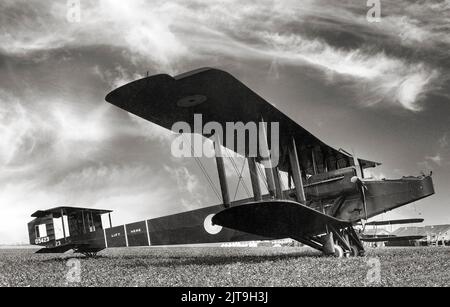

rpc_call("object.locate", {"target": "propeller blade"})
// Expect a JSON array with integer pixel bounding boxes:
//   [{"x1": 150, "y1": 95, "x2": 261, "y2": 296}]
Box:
[{"x1": 351, "y1": 176, "x2": 368, "y2": 221}]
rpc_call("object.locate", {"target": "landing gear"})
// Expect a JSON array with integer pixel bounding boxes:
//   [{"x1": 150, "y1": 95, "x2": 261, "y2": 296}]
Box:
[
  {"x1": 294, "y1": 224, "x2": 365, "y2": 258},
  {"x1": 331, "y1": 225, "x2": 365, "y2": 257},
  {"x1": 75, "y1": 246, "x2": 102, "y2": 258},
  {"x1": 333, "y1": 244, "x2": 344, "y2": 258},
  {"x1": 349, "y1": 245, "x2": 359, "y2": 257},
  {"x1": 321, "y1": 225, "x2": 365, "y2": 258},
  {"x1": 322, "y1": 234, "x2": 349, "y2": 258}
]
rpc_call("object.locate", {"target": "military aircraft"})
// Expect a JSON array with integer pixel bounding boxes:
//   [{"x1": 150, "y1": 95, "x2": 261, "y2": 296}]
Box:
[{"x1": 27, "y1": 68, "x2": 435, "y2": 257}]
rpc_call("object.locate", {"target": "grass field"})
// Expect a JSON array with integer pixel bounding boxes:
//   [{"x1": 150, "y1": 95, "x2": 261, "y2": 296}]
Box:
[{"x1": 0, "y1": 246, "x2": 448, "y2": 287}]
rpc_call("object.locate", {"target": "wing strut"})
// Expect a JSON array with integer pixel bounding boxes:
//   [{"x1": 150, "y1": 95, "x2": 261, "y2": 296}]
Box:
[
  {"x1": 247, "y1": 157, "x2": 262, "y2": 201},
  {"x1": 288, "y1": 137, "x2": 306, "y2": 203},
  {"x1": 259, "y1": 119, "x2": 277, "y2": 198},
  {"x1": 214, "y1": 135, "x2": 231, "y2": 208},
  {"x1": 273, "y1": 167, "x2": 284, "y2": 199}
]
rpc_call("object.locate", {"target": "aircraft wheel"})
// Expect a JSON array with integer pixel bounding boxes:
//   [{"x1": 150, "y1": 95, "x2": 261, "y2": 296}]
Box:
[
  {"x1": 349, "y1": 245, "x2": 359, "y2": 257},
  {"x1": 333, "y1": 245, "x2": 344, "y2": 258}
]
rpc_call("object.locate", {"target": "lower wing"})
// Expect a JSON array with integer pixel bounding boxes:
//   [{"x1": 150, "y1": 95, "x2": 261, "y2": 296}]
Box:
[{"x1": 360, "y1": 235, "x2": 425, "y2": 242}]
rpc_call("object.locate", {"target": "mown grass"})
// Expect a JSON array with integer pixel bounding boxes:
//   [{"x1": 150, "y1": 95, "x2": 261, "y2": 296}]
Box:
[{"x1": 0, "y1": 246, "x2": 448, "y2": 287}]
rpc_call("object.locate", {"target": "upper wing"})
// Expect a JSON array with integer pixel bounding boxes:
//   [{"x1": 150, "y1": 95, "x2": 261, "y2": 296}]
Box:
[{"x1": 105, "y1": 68, "x2": 380, "y2": 173}]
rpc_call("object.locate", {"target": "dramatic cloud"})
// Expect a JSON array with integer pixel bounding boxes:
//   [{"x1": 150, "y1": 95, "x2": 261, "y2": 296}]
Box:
[
  {"x1": 0, "y1": 92, "x2": 43, "y2": 166},
  {"x1": 1, "y1": 0, "x2": 448, "y2": 110},
  {"x1": 257, "y1": 33, "x2": 439, "y2": 111}
]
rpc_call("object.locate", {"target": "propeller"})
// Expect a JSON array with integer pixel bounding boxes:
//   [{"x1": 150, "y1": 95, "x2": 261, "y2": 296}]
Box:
[{"x1": 351, "y1": 176, "x2": 368, "y2": 222}]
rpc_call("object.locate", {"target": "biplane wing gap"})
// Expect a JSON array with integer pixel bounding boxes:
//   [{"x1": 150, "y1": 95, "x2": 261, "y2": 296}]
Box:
[
  {"x1": 213, "y1": 134, "x2": 230, "y2": 208},
  {"x1": 247, "y1": 157, "x2": 262, "y2": 201},
  {"x1": 259, "y1": 118, "x2": 277, "y2": 198},
  {"x1": 287, "y1": 137, "x2": 306, "y2": 203},
  {"x1": 104, "y1": 68, "x2": 380, "y2": 174}
]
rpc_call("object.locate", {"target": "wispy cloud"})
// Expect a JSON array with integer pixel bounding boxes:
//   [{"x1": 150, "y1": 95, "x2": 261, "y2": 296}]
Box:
[
  {"x1": 0, "y1": 90, "x2": 115, "y2": 169},
  {"x1": 163, "y1": 164, "x2": 209, "y2": 210},
  {"x1": 0, "y1": 91, "x2": 55, "y2": 169},
  {"x1": 439, "y1": 134, "x2": 449, "y2": 148},
  {"x1": 0, "y1": 0, "x2": 189, "y2": 72},
  {"x1": 256, "y1": 32, "x2": 440, "y2": 111},
  {"x1": 1, "y1": 0, "x2": 447, "y2": 111},
  {"x1": 418, "y1": 132, "x2": 450, "y2": 172},
  {"x1": 164, "y1": 165, "x2": 199, "y2": 194},
  {"x1": 425, "y1": 154, "x2": 443, "y2": 166}
]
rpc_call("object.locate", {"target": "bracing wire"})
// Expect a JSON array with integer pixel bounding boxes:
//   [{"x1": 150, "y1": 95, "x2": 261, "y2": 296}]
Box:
[
  {"x1": 181, "y1": 134, "x2": 222, "y2": 202},
  {"x1": 194, "y1": 157, "x2": 222, "y2": 202},
  {"x1": 256, "y1": 161, "x2": 269, "y2": 190},
  {"x1": 233, "y1": 158, "x2": 249, "y2": 200},
  {"x1": 278, "y1": 170, "x2": 286, "y2": 191},
  {"x1": 224, "y1": 148, "x2": 251, "y2": 198}
]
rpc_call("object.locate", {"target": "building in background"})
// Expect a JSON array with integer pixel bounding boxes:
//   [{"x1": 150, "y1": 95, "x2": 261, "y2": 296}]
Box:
[
  {"x1": 387, "y1": 224, "x2": 450, "y2": 247},
  {"x1": 361, "y1": 228, "x2": 391, "y2": 248}
]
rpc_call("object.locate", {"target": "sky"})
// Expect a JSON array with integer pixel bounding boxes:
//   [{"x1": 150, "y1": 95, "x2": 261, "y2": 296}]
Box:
[{"x1": 0, "y1": 0, "x2": 449, "y2": 244}]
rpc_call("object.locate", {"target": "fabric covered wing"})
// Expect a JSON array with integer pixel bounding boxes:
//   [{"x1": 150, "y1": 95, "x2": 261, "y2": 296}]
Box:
[
  {"x1": 105, "y1": 68, "x2": 379, "y2": 172},
  {"x1": 365, "y1": 218, "x2": 424, "y2": 226},
  {"x1": 361, "y1": 235, "x2": 425, "y2": 242},
  {"x1": 211, "y1": 200, "x2": 351, "y2": 239}
]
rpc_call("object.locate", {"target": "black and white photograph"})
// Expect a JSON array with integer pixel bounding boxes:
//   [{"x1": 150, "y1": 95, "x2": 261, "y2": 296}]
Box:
[{"x1": 0, "y1": 0, "x2": 449, "y2": 292}]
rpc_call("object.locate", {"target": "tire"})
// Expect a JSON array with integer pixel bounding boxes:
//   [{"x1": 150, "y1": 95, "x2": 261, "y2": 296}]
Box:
[
  {"x1": 350, "y1": 245, "x2": 359, "y2": 257},
  {"x1": 333, "y1": 244, "x2": 344, "y2": 258}
]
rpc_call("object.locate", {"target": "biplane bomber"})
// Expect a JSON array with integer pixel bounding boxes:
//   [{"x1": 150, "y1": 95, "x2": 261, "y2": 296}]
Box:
[{"x1": 28, "y1": 68, "x2": 435, "y2": 257}]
